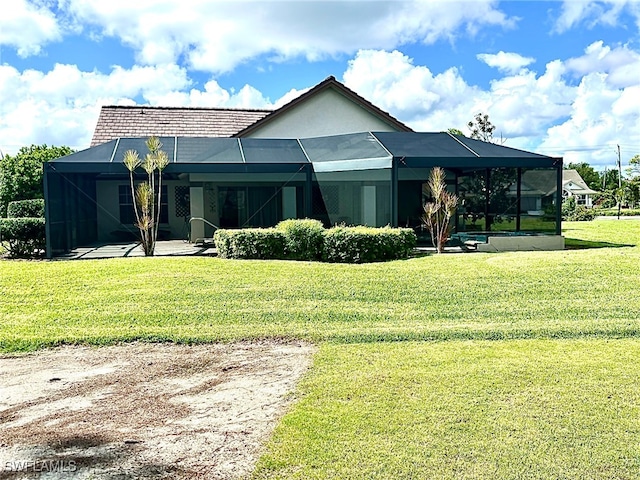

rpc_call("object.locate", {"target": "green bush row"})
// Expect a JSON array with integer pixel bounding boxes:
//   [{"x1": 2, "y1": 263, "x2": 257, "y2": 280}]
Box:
[
  {"x1": 6, "y1": 199, "x2": 45, "y2": 218},
  {"x1": 594, "y1": 208, "x2": 640, "y2": 217},
  {"x1": 0, "y1": 218, "x2": 46, "y2": 258},
  {"x1": 214, "y1": 220, "x2": 417, "y2": 263}
]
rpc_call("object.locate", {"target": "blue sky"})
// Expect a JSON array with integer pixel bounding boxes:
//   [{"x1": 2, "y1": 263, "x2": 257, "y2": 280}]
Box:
[{"x1": 1, "y1": 0, "x2": 639, "y2": 170}]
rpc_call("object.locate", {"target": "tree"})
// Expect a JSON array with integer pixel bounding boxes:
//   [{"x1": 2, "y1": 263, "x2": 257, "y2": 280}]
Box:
[
  {"x1": 467, "y1": 112, "x2": 499, "y2": 143},
  {"x1": 123, "y1": 137, "x2": 169, "y2": 256},
  {"x1": 0, "y1": 144, "x2": 74, "y2": 217},
  {"x1": 422, "y1": 167, "x2": 458, "y2": 253},
  {"x1": 566, "y1": 162, "x2": 601, "y2": 191},
  {"x1": 624, "y1": 154, "x2": 640, "y2": 208},
  {"x1": 447, "y1": 128, "x2": 465, "y2": 136},
  {"x1": 601, "y1": 168, "x2": 622, "y2": 192}
]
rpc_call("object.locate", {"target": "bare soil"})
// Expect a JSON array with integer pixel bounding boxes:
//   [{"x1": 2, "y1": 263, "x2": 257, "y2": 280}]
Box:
[{"x1": 0, "y1": 341, "x2": 315, "y2": 479}]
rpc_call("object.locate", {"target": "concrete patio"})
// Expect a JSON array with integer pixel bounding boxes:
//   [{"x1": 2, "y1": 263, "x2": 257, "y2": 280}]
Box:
[{"x1": 54, "y1": 240, "x2": 216, "y2": 260}]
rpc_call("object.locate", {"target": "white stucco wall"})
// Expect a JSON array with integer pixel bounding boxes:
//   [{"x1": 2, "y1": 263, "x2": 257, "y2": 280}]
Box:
[{"x1": 247, "y1": 88, "x2": 401, "y2": 138}]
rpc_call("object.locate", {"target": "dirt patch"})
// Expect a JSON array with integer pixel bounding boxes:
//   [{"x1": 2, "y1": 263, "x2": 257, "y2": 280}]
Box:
[{"x1": 0, "y1": 341, "x2": 315, "y2": 479}]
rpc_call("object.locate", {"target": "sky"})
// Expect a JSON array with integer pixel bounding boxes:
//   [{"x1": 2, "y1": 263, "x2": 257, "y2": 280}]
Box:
[{"x1": 1, "y1": 0, "x2": 639, "y2": 171}]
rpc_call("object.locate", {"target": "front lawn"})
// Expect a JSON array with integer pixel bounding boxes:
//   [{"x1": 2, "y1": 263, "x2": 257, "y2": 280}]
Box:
[
  {"x1": 1, "y1": 219, "x2": 639, "y2": 478},
  {"x1": 1, "y1": 220, "x2": 639, "y2": 352},
  {"x1": 255, "y1": 339, "x2": 640, "y2": 479}
]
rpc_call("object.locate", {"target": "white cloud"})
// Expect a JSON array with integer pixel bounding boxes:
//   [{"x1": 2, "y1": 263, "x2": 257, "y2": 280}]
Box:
[
  {"x1": 147, "y1": 81, "x2": 272, "y2": 108},
  {"x1": 59, "y1": 0, "x2": 516, "y2": 73},
  {"x1": 554, "y1": 0, "x2": 640, "y2": 33},
  {"x1": 0, "y1": 63, "x2": 274, "y2": 154},
  {"x1": 477, "y1": 51, "x2": 535, "y2": 74},
  {"x1": 564, "y1": 41, "x2": 640, "y2": 87},
  {"x1": 343, "y1": 44, "x2": 640, "y2": 169},
  {"x1": 538, "y1": 72, "x2": 640, "y2": 167},
  {"x1": 534, "y1": 39, "x2": 640, "y2": 167},
  {"x1": 343, "y1": 49, "x2": 485, "y2": 132},
  {"x1": 343, "y1": 49, "x2": 573, "y2": 140},
  {"x1": 0, "y1": 0, "x2": 61, "y2": 57}
]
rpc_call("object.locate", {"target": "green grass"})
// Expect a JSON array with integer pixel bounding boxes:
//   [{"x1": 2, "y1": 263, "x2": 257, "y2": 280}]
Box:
[
  {"x1": 1, "y1": 220, "x2": 639, "y2": 351},
  {"x1": 2, "y1": 219, "x2": 640, "y2": 478},
  {"x1": 254, "y1": 339, "x2": 640, "y2": 479}
]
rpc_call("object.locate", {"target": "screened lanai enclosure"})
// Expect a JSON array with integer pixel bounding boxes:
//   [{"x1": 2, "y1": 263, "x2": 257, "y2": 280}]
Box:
[{"x1": 44, "y1": 132, "x2": 563, "y2": 257}]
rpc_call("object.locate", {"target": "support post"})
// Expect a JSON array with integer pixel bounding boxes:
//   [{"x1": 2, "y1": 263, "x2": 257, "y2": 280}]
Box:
[
  {"x1": 44, "y1": 163, "x2": 53, "y2": 259},
  {"x1": 305, "y1": 164, "x2": 313, "y2": 218},
  {"x1": 516, "y1": 168, "x2": 522, "y2": 231},
  {"x1": 556, "y1": 164, "x2": 563, "y2": 235},
  {"x1": 484, "y1": 168, "x2": 491, "y2": 231},
  {"x1": 391, "y1": 158, "x2": 398, "y2": 227}
]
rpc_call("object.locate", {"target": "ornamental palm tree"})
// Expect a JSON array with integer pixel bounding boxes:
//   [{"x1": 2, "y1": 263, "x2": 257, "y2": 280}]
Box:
[
  {"x1": 422, "y1": 167, "x2": 458, "y2": 253},
  {"x1": 123, "y1": 136, "x2": 169, "y2": 256}
]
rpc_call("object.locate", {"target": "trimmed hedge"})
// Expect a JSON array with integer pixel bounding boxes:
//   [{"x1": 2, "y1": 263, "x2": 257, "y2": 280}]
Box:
[
  {"x1": 276, "y1": 218, "x2": 324, "y2": 261},
  {"x1": 322, "y1": 226, "x2": 416, "y2": 263},
  {"x1": 595, "y1": 208, "x2": 640, "y2": 217},
  {"x1": 214, "y1": 228, "x2": 286, "y2": 260},
  {"x1": 0, "y1": 218, "x2": 46, "y2": 257},
  {"x1": 7, "y1": 199, "x2": 45, "y2": 218},
  {"x1": 214, "y1": 221, "x2": 417, "y2": 263}
]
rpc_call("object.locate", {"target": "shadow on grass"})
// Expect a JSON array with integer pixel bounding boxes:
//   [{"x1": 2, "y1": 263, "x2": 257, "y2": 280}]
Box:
[{"x1": 564, "y1": 238, "x2": 635, "y2": 249}]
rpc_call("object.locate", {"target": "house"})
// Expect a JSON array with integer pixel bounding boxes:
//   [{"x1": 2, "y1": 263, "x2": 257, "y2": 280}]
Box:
[
  {"x1": 518, "y1": 168, "x2": 597, "y2": 215},
  {"x1": 44, "y1": 77, "x2": 563, "y2": 257},
  {"x1": 562, "y1": 169, "x2": 597, "y2": 207}
]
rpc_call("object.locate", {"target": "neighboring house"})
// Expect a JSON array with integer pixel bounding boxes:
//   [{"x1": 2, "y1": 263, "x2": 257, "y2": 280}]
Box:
[
  {"x1": 562, "y1": 169, "x2": 597, "y2": 207},
  {"x1": 519, "y1": 169, "x2": 597, "y2": 214},
  {"x1": 44, "y1": 77, "x2": 563, "y2": 257}
]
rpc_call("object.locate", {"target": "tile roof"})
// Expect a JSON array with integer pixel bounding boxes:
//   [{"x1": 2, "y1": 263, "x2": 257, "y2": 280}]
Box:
[{"x1": 90, "y1": 106, "x2": 272, "y2": 147}]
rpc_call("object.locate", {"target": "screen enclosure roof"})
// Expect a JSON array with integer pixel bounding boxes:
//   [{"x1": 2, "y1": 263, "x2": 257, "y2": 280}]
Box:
[{"x1": 49, "y1": 132, "x2": 561, "y2": 172}]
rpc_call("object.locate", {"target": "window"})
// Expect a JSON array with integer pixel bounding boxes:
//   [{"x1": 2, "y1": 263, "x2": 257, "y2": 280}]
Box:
[{"x1": 119, "y1": 185, "x2": 168, "y2": 226}]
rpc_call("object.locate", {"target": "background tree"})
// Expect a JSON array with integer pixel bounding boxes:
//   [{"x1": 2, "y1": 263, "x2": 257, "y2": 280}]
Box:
[
  {"x1": 467, "y1": 112, "x2": 499, "y2": 143},
  {"x1": 447, "y1": 128, "x2": 465, "y2": 136},
  {"x1": 601, "y1": 168, "x2": 622, "y2": 192},
  {"x1": 0, "y1": 144, "x2": 73, "y2": 217},
  {"x1": 566, "y1": 162, "x2": 601, "y2": 191},
  {"x1": 624, "y1": 154, "x2": 640, "y2": 208}
]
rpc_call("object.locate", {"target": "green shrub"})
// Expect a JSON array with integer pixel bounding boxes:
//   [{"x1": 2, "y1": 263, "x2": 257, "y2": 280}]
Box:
[
  {"x1": 214, "y1": 228, "x2": 286, "y2": 259},
  {"x1": 322, "y1": 226, "x2": 417, "y2": 263},
  {"x1": 563, "y1": 197, "x2": 596, "y2": 221},
  {"x1": 0, "y1": 218, "x2": 46, "y2": 257},
  {"x1": 594, "y1": 208, "x2": 640, "y2": 217},
  {"x1": 7, "y1": 199, "x2": 45, "y2": 218},
  {"x1": 276, "y1": 218, "x2": 325, "y2": 261},
  {"x1": 569, "y1": 207, "x2": 597, "y2": 221}
]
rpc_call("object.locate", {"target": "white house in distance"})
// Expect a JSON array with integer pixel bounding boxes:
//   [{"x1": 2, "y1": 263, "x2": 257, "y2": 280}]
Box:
[{"x1": 563, "y1": 169, "x2": 598, "y2": 207}]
